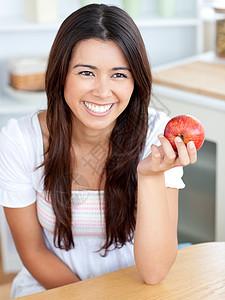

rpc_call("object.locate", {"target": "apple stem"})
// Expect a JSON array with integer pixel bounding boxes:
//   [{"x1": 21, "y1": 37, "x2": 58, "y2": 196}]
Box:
[{"x1": 178, "y1": 133, "x2": 184, "y2": 140}]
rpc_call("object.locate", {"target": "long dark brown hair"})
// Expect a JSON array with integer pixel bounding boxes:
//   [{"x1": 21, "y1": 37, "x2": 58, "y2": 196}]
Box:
[{"x1": 43, "y1": 4, "x2": 152, "y2": 252}]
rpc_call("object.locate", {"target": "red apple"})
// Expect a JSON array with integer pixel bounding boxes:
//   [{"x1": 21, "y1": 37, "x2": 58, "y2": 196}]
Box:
[{"x1": 164, "y1": 115, "x2": 205, "y2": 152}]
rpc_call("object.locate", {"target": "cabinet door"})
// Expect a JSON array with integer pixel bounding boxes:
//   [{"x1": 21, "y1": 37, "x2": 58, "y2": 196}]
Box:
[{"x1": 0, "y1": 207, "x2": 22, "y2": 273}]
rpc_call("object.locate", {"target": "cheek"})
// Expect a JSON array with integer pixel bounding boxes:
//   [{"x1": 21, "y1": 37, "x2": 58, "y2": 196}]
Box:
[
  {"x1": 117, "y1": 87, "x2": 134, "y2": 111},
  {"x1": 123, "y1": 83, "x2": 134, "y2": 102},
  {"x1": 64, "y1": 76, "x2": 81, "y2": 101},
  {"x1": 64, "y1": 76, "x2": 73, "y2": 99},
  {"x1": 65, "y1": 76, "x2": 92, "y2": 98},
  {"x1": 129, "y1": 85, "x2": 135, "y2": 98}
]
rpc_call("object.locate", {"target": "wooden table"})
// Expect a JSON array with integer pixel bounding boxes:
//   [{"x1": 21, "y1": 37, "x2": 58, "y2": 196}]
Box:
[{"x1": 16, "y1": 242, "x2": 225, "y2": 299}]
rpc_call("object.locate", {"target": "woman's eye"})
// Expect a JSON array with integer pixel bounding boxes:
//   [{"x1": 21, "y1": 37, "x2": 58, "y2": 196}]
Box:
[
  {"x1": 112, "y1": 73, "x2": 127, "y2": 78},
  {"x1": 79, "y1": 71, "x2": 94, "y2": 76}
]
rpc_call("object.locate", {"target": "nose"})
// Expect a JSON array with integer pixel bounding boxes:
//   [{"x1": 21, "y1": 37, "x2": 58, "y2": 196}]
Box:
[{"x1": 92, "y1": 76, "x2": 112, "y2": 99}]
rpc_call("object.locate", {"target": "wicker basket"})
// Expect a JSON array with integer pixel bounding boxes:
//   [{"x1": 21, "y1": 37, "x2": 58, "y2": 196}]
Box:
[
  {"x1": 9, "y1": 57, "x2": 47, "y2": 91},
  {"x1": 10, "y1": 73, "x2": 45, "y2": 91}
]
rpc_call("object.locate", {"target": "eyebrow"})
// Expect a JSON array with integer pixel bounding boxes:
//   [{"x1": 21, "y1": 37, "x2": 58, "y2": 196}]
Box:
[
  {"x1": 112, "y1": 67, "x2": 131, "y2": 72},
  {"x1": 73, "y1": 64, "x2": 131, "y2": 72},
  {"x1": 73, "y1": 64, "x2": 97, "y2": 69}
]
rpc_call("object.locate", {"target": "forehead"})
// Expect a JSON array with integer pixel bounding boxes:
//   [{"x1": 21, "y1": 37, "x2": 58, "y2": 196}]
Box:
[{"x1": 70, "y1": 38, "x2": 129, "y2": 66}]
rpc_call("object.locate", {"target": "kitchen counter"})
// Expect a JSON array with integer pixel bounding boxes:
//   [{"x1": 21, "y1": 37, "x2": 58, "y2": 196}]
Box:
[
  {"x1": 152, "y1": 51, "x2": 225, "y2": 112},
  {"x1": 153, "y1": 60, "x2": 225, "y2": 100}
]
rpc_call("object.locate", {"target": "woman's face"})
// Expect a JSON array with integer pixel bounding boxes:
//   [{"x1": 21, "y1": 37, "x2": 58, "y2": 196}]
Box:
[{"x1": 64, "y1": 38, "x2": 135, "y2": 133}]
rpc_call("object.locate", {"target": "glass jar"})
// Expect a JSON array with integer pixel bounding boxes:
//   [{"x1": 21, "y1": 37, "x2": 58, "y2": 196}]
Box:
[
  {"x1": 213, "y1": 3, "x2": 225, "y2": 58},
  {"x1": 122, "y1": 0, "x2": 142, "y2": 19}
]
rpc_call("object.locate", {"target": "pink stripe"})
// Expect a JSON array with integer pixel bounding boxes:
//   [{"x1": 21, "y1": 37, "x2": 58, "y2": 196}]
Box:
[
  {"x1": 73, "y1": 219, "x2": 104, "y2": 223},
  {"x1": 37, "y1": 191, "x2": 51, "y2": 203},
  {"x1": 40, "y1": 224, "x2": 54, "y2": 234},
  {"x1": 37, "y1": 209, "x2": 55, "y2": 225},
  {"x1": 37, "y1": 204, "x2": 55, "y2": 221},
  {"x1": 72, "y1": 206, "x2": 103, "y2": 211},
  {"x1": 72, "y1": 223, "x2": 104, "y2": 227},
  {"x1": 73, "y1": 232, "x2": 105, "y2": 236}
]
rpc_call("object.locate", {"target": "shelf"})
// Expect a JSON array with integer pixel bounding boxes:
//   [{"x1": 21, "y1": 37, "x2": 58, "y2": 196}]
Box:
[
  {"x1": 0, "y1": 95, "x2": 46, "y2": 114},
  {"x1": 136, "y1": 18, "x2": 199, "y2": 28},
  {"x1": 0, "y1": 15, "x2": 200, "y2": 33},
  {"x1": 0, "y1": 17, "x2": 62, "y2": 33}
]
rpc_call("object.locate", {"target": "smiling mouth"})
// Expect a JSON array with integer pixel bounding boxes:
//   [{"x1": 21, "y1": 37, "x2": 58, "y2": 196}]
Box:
[{"x1": 83, "y1": 101, "x2": 113, "y2": 114}]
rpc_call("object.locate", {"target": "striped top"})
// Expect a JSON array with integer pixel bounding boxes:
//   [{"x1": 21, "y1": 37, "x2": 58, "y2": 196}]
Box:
[{"x1": 36, "y1": 190, "x2": 106, "y2": 238}]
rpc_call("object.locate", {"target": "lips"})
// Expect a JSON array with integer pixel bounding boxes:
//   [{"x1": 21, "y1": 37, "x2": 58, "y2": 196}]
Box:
[{"x1": 83, "y1": 101, "x2": 113, "y2": 116}]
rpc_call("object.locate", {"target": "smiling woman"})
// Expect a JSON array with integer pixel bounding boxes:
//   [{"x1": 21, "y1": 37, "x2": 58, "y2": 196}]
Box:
[{"x1": 0, "y1": 3, "x2": 197, "y2": 298}]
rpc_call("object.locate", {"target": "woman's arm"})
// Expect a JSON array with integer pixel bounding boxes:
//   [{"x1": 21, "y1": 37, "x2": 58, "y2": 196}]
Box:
[
  {"x1": 134, "y1": 135, "x2": 197, "y2": 285},
  {"x1": 4, "y1": 203, "x2": 80, "y2": 289}
]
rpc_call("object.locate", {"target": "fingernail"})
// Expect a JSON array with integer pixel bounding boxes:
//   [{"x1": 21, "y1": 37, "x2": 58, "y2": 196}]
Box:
[
  {"x1": 158, "y1": 134, "x2": 164, "y2": 139},
  {"x1": 188, "y1": 141, "x2": 195, "y2": 149},
  {"x1": 175, "y1": 136, "x2": 182, "y2": 143}
]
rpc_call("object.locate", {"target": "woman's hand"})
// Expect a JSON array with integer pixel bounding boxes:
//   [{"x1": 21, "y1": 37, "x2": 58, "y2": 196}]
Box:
[{"x1": 137, "y1": 134, "x2": 197, "y2": 177}]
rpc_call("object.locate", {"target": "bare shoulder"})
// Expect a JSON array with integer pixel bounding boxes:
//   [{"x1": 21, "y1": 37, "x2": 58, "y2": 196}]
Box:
[{"x1": 38, "y1": 110, "x2": 49, "y2": 152}]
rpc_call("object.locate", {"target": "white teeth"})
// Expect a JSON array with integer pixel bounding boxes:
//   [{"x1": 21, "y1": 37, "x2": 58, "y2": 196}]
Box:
[{"x1": 84, "y1": 102, "x2": 112, "y2": 113}]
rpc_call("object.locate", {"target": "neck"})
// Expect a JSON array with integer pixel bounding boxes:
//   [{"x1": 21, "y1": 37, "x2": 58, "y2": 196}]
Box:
[
  {"x1": 72, "y1": 119, "x2": 114, "y2": 150},
  {"x1": 71, "y1": 119, "x2": 111, "y2": 190}
]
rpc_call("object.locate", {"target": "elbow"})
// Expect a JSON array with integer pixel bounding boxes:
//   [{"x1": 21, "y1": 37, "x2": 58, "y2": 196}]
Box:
[
  {"x1": 142, "y1": 270, "x2": 168, "y2": 285},
  {"x1": 134, "y1": 245, "x2": 177, "y2": 285},
  {"x1": 137, "y1": 257, "x2": 176, "y2": 285}
]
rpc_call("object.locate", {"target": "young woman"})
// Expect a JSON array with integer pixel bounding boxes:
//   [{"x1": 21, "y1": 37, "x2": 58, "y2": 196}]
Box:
[{"x1": 0, "y1": 4, "x2": 197, "y2": 298}]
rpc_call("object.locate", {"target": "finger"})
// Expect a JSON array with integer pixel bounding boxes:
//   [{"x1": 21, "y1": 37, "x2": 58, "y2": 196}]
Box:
[
  {"x1": 158, "y1": 134, "x2": 176, "y2": 165},
  {"x1": 151, "y1": 144, "x2": 161, "y2": 162},
  {"x1": 174, "y1": 136, "x2": 190, "y2": 166},
  {"x1": 138, "y1": 144, "x2": 161, "y2": 175},
  {"x1": 187, "y1": 141, "x2": 197, "y2": 164}
]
